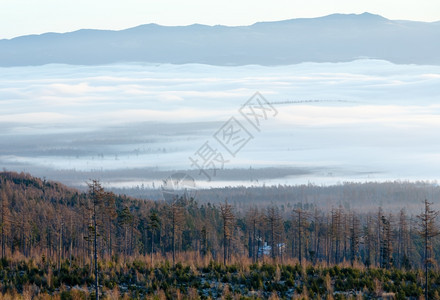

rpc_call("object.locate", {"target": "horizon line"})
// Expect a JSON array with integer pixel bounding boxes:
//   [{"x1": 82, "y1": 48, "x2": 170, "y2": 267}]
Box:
[{"x1": 3, "y1": 11, "x2": 439, "y2": 41}]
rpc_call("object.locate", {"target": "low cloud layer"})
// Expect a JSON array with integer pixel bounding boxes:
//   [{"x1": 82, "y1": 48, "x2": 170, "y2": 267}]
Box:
[{"x1": 1, "y1": 60, "x2": 439, "y2": 187}]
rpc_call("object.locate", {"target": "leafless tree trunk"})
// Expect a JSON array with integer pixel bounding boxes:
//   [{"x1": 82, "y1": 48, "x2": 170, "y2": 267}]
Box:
[
  {"x1": 220, "y1": 199, "x2": 234, "y2": 265},
  {"x1": 417, "y1": 199, "x2": 439, "y2": 300}
]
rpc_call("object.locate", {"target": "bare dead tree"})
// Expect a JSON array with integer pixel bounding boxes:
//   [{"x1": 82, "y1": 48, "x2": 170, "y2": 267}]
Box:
[
  {"x1": 292, "y1": 207, "x2": 309, "y2": 262},
  {"x1": 220, "y1": 199, "x2": 234, "y2": 265},
  {"x1": 87, "y1": 180, "x2": 106, "y2": 300},
  {"x1": 266, "y1": 205, "x2": 282, "y2": 260},
  {"x1": 349, "y1": 211, "x2": 361, "y2": 266},
  {"x1": 417, "y1": 199, "x2": 440, "y2": 300},
  {"x1": 246, "y1": 206, "x2": 260, "y2": 262}
]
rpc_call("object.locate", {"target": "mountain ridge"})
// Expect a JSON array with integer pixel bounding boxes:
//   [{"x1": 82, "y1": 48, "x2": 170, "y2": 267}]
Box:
[
  {"x1": 3, "y1": 12, "x2": 433, "y2": 40},
  {"x1": 1, "y1": 12, "x2": 439, "y2": 66}
]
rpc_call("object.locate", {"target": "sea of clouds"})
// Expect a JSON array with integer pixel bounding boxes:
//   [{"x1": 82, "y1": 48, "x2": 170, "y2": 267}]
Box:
[{"x1": 0, "y1": 60, "x2": 439, "y2": 188}]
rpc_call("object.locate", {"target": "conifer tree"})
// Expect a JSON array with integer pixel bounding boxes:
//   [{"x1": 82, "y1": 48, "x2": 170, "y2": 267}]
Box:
[
  {"x1": 0, "y1": 188, "x2": 10, "y2": 259},
  {"x1": 148, "y1": 210, "x2": 160, "y2": 265},
  {"x1": 167, "y1": 197, "x2": 184, "y2": 266},
  {"x1": 380, "y1": 214, "x2": 393, "y2": 269}
]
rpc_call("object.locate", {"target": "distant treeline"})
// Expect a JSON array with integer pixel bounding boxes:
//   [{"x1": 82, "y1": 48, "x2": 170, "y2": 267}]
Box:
[{"x1": 114, "y1": 180, "x2": 440, "y2": 212}]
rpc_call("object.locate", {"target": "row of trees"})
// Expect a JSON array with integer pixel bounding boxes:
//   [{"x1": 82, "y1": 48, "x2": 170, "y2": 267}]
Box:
[
  {"x1": 1, "y1": 172, "x2": 439, "y2": 297},
  {"x1": 118, "y1": 180, "x2": 440, "y2": 211}
]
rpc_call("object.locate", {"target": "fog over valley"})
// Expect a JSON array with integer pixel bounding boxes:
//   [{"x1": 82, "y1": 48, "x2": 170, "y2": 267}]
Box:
[{"x1": 1, "y1": 60, "x2": 439, "y2": 190}]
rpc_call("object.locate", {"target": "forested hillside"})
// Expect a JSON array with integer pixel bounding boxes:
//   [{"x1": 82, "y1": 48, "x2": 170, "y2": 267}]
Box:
[{"x1": 1, "y1": 171, "x2": 440, "y2": 299}]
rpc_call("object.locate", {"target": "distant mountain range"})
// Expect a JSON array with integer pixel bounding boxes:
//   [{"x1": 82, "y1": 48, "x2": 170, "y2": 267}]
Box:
[{"x1": 1, "y1": 12, "x2": 439, "y2": 66}]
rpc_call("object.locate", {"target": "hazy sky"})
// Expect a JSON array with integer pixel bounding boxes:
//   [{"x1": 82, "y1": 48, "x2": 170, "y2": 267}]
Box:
[{"x1": 1, "y1": 0, "x2": 439, "y2": 39}]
